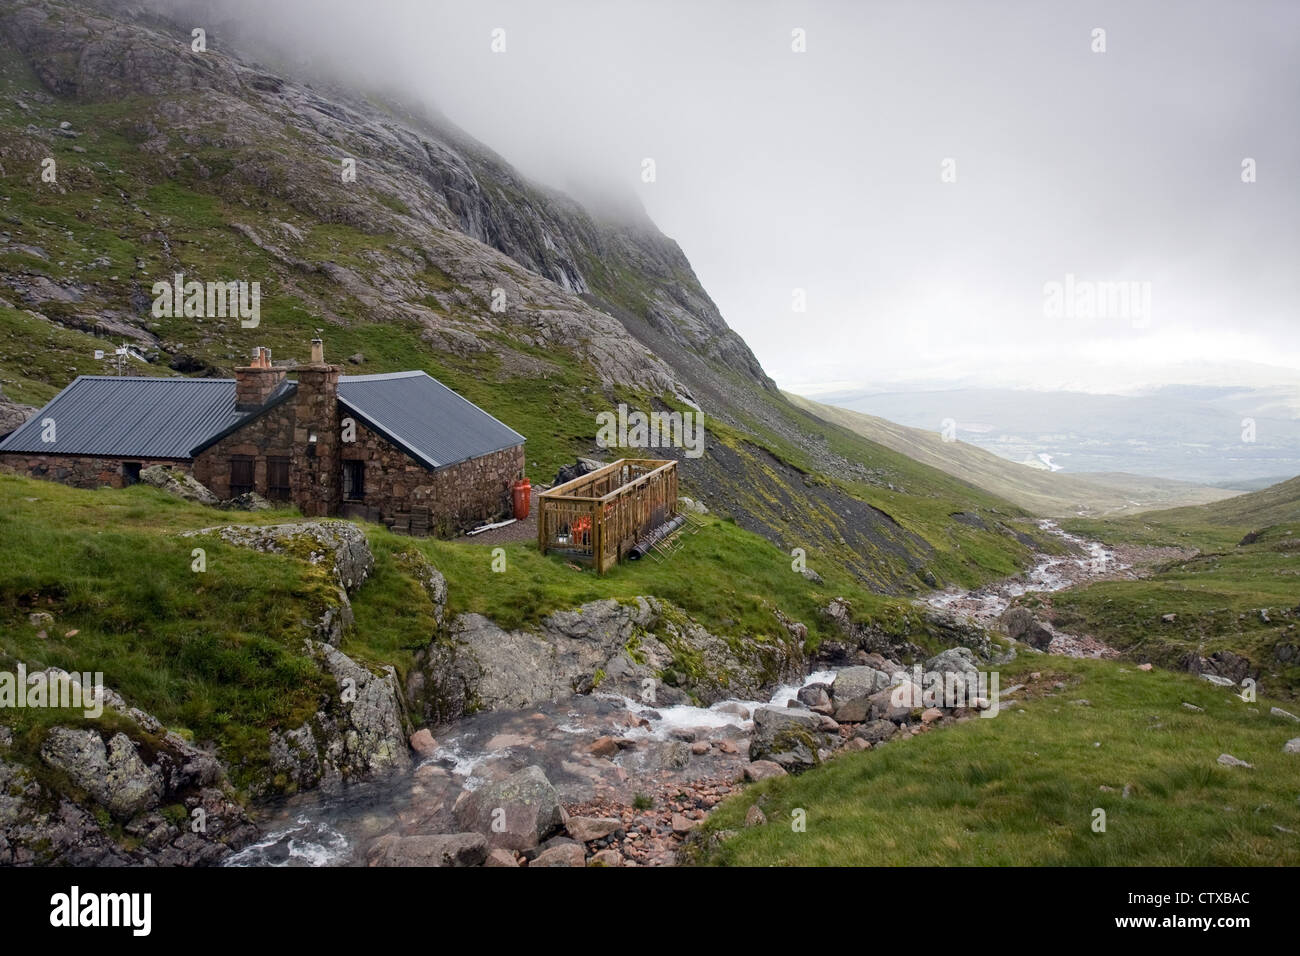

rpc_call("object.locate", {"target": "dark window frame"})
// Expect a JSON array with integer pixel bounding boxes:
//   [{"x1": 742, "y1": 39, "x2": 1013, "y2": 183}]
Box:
[
  {"x1": 230, "y1": 456, "x2": 255, "y2": 497},
  {"x1": 342, "y1": 459, "x2": 365, "y2": 501},
  {"x1": 267, "y1": 456, "x2": 291, "y2": 501}
]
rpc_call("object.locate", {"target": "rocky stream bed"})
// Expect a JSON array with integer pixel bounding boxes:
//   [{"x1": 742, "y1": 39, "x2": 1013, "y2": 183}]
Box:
[{"x1": 222, "y1": 520, "x2": 1138, "y2": 868}]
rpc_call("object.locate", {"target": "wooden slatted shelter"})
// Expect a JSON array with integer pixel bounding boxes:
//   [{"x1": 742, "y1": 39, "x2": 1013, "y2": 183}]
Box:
[{"x1": 537, "y1": 458, "x2": 679, "y2": 574}]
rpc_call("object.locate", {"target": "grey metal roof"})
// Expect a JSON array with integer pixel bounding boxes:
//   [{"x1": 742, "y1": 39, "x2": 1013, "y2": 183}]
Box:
[
  {"x1": 187, "y1": 380, "x2": 298, "y2": 456},
  {"x1": 0, "y1": 376, "x2": 245, "y2": 459},
  {"x1": 338, "y1": 371, "x2": 524, "y2": 469},
  {"x1": 0, "y1": 370, "x2": 525, "y2": 468}
]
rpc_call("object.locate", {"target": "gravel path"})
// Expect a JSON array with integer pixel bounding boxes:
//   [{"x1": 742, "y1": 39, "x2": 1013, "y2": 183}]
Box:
[{"x1": 455, "y1": 510, "x2": 537, "y2": 546}]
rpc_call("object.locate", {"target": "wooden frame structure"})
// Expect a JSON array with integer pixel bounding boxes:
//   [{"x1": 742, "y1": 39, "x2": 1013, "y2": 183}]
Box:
[{"x1": 537, "y1": 458, "x2": 679, "y2": 574}]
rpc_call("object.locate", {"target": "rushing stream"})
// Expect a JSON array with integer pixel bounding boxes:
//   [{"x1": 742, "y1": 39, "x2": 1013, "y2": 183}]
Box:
[
  {"x1": 226, "y1": 520, "x2": 1124, "y2": 866},
  {"x1": 922, "y1": 519, "x2": 1129, "y2": 656},
  {"x1": 225, "y1": 674, "x2": 834, "y2": 866}
]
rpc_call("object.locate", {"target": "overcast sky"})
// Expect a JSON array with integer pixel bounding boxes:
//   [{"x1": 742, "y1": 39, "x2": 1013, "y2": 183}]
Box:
[{"x1": 192, "y1": 0, "x2": 1300, "y2": 396}]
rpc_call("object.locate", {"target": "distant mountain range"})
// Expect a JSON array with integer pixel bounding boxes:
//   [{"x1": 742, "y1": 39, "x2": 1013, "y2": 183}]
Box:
[
  {"x1": 802, "y1": 386, "x2": 1300, "y2": 487},
  {"x1": 785, "y1": 393, "x2": 1238, "y2": 516}
]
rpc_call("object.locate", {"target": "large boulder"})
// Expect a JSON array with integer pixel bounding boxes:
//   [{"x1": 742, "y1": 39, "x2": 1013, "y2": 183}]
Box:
[
  {"x1": 925, "y1": 646, "x2": 981, "y2": 676},
  {"x1": 748, "y1": 706, "x2": 836, "y2": 773},
  {"x1": 40, "y1": 729, "x2": 162, "y2": 822},
  {"x1": 139, "y1": 465, "x2": 219, "y2": 505},
  {"x1": 531, "y1": 843, "x2": 587, "y2": 867},
  {"x1": 831, "y1": 665, "x2": 894, "y2": 701},
  {"x1": 567, "y1": 817, "x2": 623, "y2": 843},
  {"x1": 796, "y1": 683, "x2": 833, "y2": 714},
  {"x1": 921, "y1": 609, "x2": 994, "y2": 659},
  {"x1": 454, "y1": 766, "x2": 566, "y2": 851},
  {"x1": 867, "y1": 683, "x2": 920, "y2": 722},
  {"x1": 830, "y1": 665, "x2": 893, "y2": 721},
  {"x1": 366, "y1": 832, "x2": 487, "y2": 867},
  {"x1": 4, "y1": 670, "x2": 257, "y2": 865},
  {"x1": 268, "y1": 641, "x2": 411, "y2": 793},
  {"x1": 853, "y1": 719, "x2": 900, "y2": 744},
  {"x1": 410, "y1": 596, "x2": 805, "y2": 724},
  {"x1": 924, "y1": 647, "x2": 981, "y2": 704},
  {"x1": 1001, "y1": 607, "x2": 1053, "y2": 649}
]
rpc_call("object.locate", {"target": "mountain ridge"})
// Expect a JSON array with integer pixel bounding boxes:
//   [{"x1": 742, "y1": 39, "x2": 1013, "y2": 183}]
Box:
[
  {"x1": 785, "y1": 392, "x2": 1241, "y2": 517},
  {"x1": 0, "y1": 0, "x2": 1053, "y2": 592}
]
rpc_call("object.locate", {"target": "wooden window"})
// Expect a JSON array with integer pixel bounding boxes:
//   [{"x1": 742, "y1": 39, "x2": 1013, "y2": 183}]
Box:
[
  {"x1": 230, "y1": 456, "x2": 255, "y2": 496},
  {"x1": 267, "y1": 457, "x2": 291, "y2": 501},
  {"x1": 342, "y1": 459, "x2": 365, "y2": 501}
]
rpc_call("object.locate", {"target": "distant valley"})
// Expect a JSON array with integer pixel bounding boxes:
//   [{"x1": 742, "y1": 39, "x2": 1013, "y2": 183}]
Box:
[
  {"x1": 785, "y1": 393, "x2": 1238, "y2": 516},
  {"x1": 806, "y1": 385, "x2": 1300, "y2": 488}
]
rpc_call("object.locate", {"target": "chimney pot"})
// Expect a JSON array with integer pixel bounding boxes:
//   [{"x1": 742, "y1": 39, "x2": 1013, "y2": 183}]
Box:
[
  {"x1": 234, "y1": 347, "x2": 286, "y2": 409},
  {"x1": 310, "y1": 338, "x2": 324, "y2": 364}
]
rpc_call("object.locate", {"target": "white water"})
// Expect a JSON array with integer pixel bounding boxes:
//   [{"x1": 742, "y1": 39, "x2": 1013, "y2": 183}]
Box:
[
  {"x1": 226, "y1": 523, "x2": 1129, "y2": 867},
  {"x1": 923, "y1": 520, "x2": 1128, "y2": 626},
  {"x1": 577, "y1": 669, "x2": 841, "y2": 743},
  {"x1": 223, "y1": 814, "x2": 351, "y2": 867}
]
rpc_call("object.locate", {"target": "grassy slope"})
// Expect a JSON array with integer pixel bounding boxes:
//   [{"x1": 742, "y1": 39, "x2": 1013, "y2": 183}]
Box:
[
  {"x1": 1047, "y1": 477, "x2": 1300, "y2": 695},
  {"x1": 691, "y1": 393, "x2": 1057, "y2": 592},
  {"x1": 697, "y1": 478, "x2": 1300, "y2": 868},
  {"x1": 0, "y1": 474, "x2": 328, "y2": 786},
  {"x1": 1064, "y1": 475, "x2": 1300, "y2": 552},
  {"x1": 0, "y1": 473, "x2": 945, "y2": 785},
  {"x1": 699, "y1": 655, "x2": 1300, "y2": 865},
  {"x1": 786, "y1": 391, "x2": 1237, "y2": 517},
  {"x1": 0, "y1": 30, "x2": 1054, "y2": 596}
]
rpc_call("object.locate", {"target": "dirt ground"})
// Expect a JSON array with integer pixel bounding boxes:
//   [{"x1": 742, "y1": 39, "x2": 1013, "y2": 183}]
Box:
[{"x1": 456, "y1": 509, "x2": 537, "y2": 546}]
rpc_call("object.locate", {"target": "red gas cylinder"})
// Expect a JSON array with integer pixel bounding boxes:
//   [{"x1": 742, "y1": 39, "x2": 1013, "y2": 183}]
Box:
[{"x1": 512, "y1": 478, "x2": 531, "y2": 519}]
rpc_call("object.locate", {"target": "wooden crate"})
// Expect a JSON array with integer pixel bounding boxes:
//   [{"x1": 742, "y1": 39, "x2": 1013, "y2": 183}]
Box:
[{"x1": 536, "y1": 458, "x2": 678, "y2": 574}]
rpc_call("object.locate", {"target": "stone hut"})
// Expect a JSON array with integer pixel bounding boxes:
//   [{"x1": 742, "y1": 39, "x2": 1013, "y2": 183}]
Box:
[{"x1": 0, "y1": 340, "x2": 526, "y2": 535}]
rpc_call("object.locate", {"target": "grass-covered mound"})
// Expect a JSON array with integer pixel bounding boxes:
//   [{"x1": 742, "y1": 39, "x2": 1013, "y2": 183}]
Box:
[
  {"x1": 1055, "y1": 477, "x2": 1300, "y2": 695},
  {"x1": 0, "y1": 473, "x2": 948, "y2": 786},
  {"x1": 0, "y1": 474, "x2": 331, "y2": 784},
  {"x1": 697, "y1": 655, "x2": 1300, "y2": 866}
]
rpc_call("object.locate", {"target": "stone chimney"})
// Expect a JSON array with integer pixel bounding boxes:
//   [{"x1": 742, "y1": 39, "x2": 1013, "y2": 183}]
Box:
[
  {"x1": 294, "y1": 338, "x2": 342, "y2": 517},
  {"x1": 234, "y1": 346, "x2": 286, "y2": 411}
]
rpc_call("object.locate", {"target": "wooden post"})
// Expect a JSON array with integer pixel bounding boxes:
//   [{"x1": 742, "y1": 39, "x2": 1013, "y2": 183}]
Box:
[
  {"x1": 537, "y1": 495, "x2": 547, "y2": 555},
  {"x1": 534, "y1": 459, "x2": 678, "y2": 574}
]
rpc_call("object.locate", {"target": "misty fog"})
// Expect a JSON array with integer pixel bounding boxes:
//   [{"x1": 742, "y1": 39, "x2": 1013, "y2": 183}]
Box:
[{"x1": 162, "y1": 0, "x2": 1300, "y2": 396}]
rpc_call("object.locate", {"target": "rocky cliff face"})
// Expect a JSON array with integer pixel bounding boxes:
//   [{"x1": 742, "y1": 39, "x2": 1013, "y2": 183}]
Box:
[
  {"x1": 0, "y1": 0, "x2": 761, "y2": 398},
  {"x1": 408, "y1": 596, "x2": 807, "y2": 726},
  {"x1": 0, "y1": 670, "x2": 258, "y2": 865},
  {"x1": 0, "y1": 0, "x2": 1045, "y2": 593}
]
